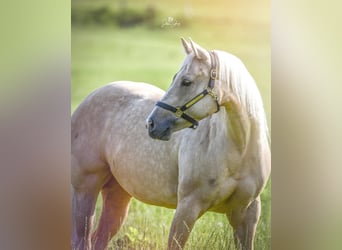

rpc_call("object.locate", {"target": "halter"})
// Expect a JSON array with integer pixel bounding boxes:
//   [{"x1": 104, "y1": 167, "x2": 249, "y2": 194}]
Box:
[{"x1": 155, "y1": 51, "x2": 220, "y2": 129}]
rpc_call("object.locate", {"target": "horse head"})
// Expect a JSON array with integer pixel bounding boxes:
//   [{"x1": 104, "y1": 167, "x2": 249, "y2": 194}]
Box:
[{"x1": 146, "y1": 38, "x2": 220, "y2": 140}]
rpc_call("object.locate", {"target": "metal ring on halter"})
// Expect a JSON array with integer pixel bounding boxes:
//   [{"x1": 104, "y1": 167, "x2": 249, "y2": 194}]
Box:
[
  {"x1": 210, "y1": 69, "x2": 217, "y2": 80},
  {"x1": 175, "y1": 108, "x2": 183, "y2": 118}
]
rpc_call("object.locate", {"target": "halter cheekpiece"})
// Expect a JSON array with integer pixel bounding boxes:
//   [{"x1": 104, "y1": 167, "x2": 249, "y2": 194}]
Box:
[{"x1": 155, "y1": 51, "x2": 220, "y2": 129}]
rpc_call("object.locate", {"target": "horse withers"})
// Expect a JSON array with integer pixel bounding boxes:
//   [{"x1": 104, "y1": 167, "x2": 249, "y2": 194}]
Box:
[{"x1": 71, "y1": 38, "x2": 270, "y2": 250}]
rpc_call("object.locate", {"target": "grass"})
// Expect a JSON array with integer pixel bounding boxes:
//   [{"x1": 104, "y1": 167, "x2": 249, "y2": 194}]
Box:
[
  {"x1": 93, "y1": 182, "x2": 270, "y2": 250},
  {"x1": 72, "y1": 0, "x2": 270, "y2": 249}
]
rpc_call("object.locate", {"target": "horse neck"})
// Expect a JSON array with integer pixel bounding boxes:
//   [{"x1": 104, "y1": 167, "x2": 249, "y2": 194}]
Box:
[
  {"x1": 213, "y1": 51, "x2": 268, "y2": 155},
  {"x1": 213, "y1": 96, "x2": 264, "y2": 157},
  {"x1": 224, "y1": 94, "x2": 251, "y2": 154}
]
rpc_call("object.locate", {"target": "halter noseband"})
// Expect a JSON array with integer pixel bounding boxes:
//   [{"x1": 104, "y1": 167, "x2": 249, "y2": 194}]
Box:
[{"x1": 155, "y1": 51, "x2": 220, "y2": 129}]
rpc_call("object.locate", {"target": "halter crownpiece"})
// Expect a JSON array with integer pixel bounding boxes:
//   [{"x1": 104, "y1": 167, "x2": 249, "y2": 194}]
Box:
[{"x1": 156, "y1": 51, "x2": 220, "y2": 129}]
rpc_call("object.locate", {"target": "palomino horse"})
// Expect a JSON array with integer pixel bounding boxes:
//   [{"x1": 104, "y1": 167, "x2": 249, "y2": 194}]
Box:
[{"x1": 71, "y1": 38, "x2": 270, "y2": 250}]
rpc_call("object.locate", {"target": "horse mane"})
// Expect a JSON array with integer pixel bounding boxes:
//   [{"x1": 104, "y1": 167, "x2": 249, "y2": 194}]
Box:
[{"x1": 214, "y1": 50, "x2": 270, "y2": 141}]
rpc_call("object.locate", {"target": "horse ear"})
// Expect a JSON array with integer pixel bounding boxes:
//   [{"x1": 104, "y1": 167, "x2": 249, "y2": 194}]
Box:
[
  {"x1": 189, "y1": 38, "x2": 200, "y2": 59},
  {"x1": 180, "y1": 37, "x2": 192, "y2": 54},
  {"x1": 189, "y1": 38, "x2": 209, "y2": 61}
]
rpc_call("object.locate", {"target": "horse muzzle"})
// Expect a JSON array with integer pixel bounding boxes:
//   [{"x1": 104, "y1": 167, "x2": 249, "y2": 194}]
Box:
[{"x1": 146, "y1": 116, "x2": 173, "y2": 141}]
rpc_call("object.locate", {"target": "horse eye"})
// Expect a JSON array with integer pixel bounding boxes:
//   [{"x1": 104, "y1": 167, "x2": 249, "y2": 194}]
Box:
[{"x1": 181, "y1": 79, "x2": 192, "y2": 86}]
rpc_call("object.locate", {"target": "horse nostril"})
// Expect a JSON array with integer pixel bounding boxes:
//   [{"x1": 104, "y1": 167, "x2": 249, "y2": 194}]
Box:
[{"x1": 146, "y1": 118, "x2": 154, "y2": 130}]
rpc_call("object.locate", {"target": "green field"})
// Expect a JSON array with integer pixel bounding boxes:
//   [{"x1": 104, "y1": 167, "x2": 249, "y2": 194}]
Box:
[{"x1": 72, "y1": 0, "x2": 270, "y2": 249}]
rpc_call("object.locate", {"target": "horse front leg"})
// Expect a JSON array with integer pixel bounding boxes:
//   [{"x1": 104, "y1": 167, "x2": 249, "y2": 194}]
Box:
[
  {"x1": 168, "y1": 196, "x2": 209, "y2": 250},
  {"x1": 227, "y1": 196, "x2": 261, "y2": 250}
]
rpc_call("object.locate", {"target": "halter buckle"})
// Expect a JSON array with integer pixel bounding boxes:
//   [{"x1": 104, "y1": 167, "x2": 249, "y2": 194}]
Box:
[{"x1": 206, "y1": 87, "x2": 218, "y2": 99}]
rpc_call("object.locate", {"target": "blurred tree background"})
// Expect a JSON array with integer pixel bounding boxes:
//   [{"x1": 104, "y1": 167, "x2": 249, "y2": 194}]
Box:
[
  {"x1": 72, "y1": 0, "x2": 270, "y2": 249},
  {"x1": 72, "y1": 0, "x2": 270, "y2": 121}
]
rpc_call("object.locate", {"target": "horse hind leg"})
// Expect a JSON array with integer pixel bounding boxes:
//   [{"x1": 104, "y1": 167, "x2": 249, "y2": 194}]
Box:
[
  {"x1": 71, "y1": 158, "x2": 112, "y2": 250},
  {"x1": 72, "y1": 186, "x2": 97, "y2": 250},
  {"x1": 91, "y1": 177, "x2": 132, "y2": 250},
  {"x1": 226, "y1": 196, "x2": 261, "y2": 250}
]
